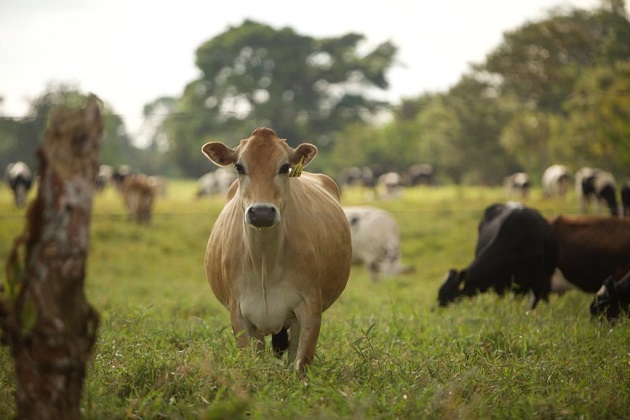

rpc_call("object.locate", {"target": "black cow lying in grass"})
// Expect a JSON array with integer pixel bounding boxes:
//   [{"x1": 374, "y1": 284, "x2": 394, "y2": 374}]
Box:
[
  {"x1": 590, "y1": 271, "x2": 630, "y2": 320},
  {"x1": 438, "y1": 202, "x2": 558, "y2": 310}
]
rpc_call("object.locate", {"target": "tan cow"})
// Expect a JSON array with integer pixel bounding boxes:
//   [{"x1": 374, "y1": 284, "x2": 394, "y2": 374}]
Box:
[
  {"x1": 202, "y1": 127, "x2": 352, "y2": 371},
  {"x1": 122, "y1": 173, "x2": 155, "y2": 223}
]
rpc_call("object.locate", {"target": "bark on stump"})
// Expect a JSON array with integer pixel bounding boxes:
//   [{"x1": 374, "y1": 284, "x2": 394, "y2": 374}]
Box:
[{"x1": 0, "y1": 96, "x2": 102, "y2": 419}]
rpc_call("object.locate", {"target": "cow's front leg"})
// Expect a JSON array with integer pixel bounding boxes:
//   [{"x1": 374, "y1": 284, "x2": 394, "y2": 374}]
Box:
[
  {"x1": 229, "y1": 300, "x2": 249, "y2": 348},
  {"x1": 229, "y1": 300, "x2": 266, "y2": 352},
  {"x1": 293, "y1": 299, "x2": 322, "y2": 372}
]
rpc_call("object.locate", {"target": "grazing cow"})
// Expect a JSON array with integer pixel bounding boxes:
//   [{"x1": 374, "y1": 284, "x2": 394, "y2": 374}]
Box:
[
  {"x1": 122, "y1": 173, "x2": 156, "y2": 224},
  {"x1": 147, "y1": 175, "x2": 167, "y2": 197},
  {"x1": 344, "y1": 206, "x2": 414, "y2": 281},
  {"x1": 337, "y1": 166, "x2": 380, "y2": 197},
  {"x1": 197, "y1": 168, "x2": 237, "y2": 198},
  {"x1": 590, "y1": 271, "x2": 630, "y2": 320},
  {"x1": 202, "y1": 127, "x2": 352, "y2": 371},
  {"x1": 406, "y1": 163, "x2": 434, "y2": 186},
  {"x1": 112, "y1": 164, "x2": 133, "y2": 192},
  {"x1": 96, "y1": 164, "x2": 113, "y2": 191},
  {"x1": 542, "y1": 164, "x2": 571, "y2": 198},
  {"x1": 548, "y1": 215, "x2": 630, "y2": 293},
  {"x1": 621, "y1": 181, "x2": 630, "y2": 217},
  {"x1": 503, "y1": 172, "x2": 530, "y2": 200},
  {"x1": 377, "y1": 171, "x2": 404, "y2": 199},
  {"x1": 5, "y1": 161, "x2": 33, "y2": 208},
  {"x1": 575, "y1": 167, "x2": 618, "y2": 216},
  {"x1": 438, "y1": 202, "x2": 558, "y2": 310}
]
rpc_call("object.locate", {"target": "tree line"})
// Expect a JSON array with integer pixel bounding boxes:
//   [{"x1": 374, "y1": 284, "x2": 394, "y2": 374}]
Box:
[{"x1": 1, "y1": 1, "x2": 628, "y2": 185}]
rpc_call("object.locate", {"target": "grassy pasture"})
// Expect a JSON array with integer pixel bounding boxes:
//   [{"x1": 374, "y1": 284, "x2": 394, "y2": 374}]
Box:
[{"x1": 0, "y1": 180, "x2": 628, "y2": 419}]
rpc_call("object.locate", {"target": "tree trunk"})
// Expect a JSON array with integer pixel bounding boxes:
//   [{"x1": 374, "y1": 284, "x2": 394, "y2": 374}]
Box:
[{"x1": 0, "y1": 95, "x2": 102, "y2": 419}]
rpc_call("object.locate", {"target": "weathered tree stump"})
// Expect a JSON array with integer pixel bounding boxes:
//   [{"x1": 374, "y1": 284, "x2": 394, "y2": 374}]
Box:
[{"x1": 0, "y1": 95, "x2": 102, "y2": 419}]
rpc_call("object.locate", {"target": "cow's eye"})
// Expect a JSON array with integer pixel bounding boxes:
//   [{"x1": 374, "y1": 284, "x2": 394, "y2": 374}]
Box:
[
  {"x1": 279, "y1": 164, "x2": 290, "y2": 175},
  {"x1": 235, "y1": 163, "x2": 246, "y2": 175}
]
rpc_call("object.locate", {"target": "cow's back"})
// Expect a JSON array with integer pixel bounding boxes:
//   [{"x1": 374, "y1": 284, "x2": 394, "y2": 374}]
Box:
[{"x1": 550, "y1": 215, "x2": 630, "y2": 292}]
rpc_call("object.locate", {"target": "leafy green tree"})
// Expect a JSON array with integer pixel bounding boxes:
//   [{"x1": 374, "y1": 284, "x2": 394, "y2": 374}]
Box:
[
  {"x1": 443, "y1": 75, "x2": 519, "y2": 184},
  {"x1": 552, "y1": 60, "x2": 630, "y2": 174},
  {"x1": 161, "y1": 20, "x2": 396, "y2": 177},
  {"x1": 472, "y1": 4, "x2": 629, "y2": 179},
  {"x1": 0, "y1": 84, "x2": 138, "y2": 172}
]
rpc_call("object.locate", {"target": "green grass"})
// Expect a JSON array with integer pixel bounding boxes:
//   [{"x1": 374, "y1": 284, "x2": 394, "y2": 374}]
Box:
[{"x1": 0, "y1": 181, "x2": 628, "y2": 419}]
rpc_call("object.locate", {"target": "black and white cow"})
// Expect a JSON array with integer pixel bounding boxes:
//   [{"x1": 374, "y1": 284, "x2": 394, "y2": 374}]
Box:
[
  {"x1": 406, "y1": 163, "x2": 434, "y2": 186},
  {"x1": 575, "y1": 167, "x2": 618, "y2": 216},
  {"x1": 590, "y1": 270, "x2": 630, "y2": 320},
  {"x1": 542, "y1": 164, "x2": 571, "y2": 198},
  {"x1": 504, "y1": 172, "x2": 530, "y2": 200},
  {"x1": 438, "y1": 202, "x2": 558, "y2": 310},
  {"x1": 197, "y1": 168, "x2": 237, "y2": 198},
  {"x1": 5, "y1": 161, "x2": 33, "y2": 208}
]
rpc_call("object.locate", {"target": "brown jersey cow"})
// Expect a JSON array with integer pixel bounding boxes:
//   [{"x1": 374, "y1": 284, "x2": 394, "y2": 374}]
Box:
[{"x1": 202, "y1": 127, "x2": 352, "y2": 371}]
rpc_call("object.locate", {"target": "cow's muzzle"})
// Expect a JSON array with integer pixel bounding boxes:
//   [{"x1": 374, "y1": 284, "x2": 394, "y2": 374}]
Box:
[{"x1": 246, "y1": 204, "x2": 279, "y2": 228}]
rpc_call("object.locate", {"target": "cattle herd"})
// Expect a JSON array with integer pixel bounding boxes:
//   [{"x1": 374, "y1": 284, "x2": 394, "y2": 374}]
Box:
[
  {"x1": 441, "y1": 163, "x2": 630, "y2": 323},
  {"x1": 4, "y1": 160, "x2": 164, "y2": 224},
  {"x1": 4, "y1": 132, "x2": 630, "y2": 371}
]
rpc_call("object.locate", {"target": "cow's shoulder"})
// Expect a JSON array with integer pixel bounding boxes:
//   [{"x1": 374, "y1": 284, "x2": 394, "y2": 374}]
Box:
[{"x1": 300, "y1": 172, "x2": 342, "y2": 201}]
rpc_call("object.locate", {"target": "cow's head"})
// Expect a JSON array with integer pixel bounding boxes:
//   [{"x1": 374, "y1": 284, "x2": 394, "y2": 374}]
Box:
[
  {"x1": 438, "y1": 269, "x2": 466, "y2": 307},
  {"x1": 202, "y1": 127, "x2": 317, "y2": 228},
  {"x1": 590, "y1": 275, "x2": 629, "y2": 320}
]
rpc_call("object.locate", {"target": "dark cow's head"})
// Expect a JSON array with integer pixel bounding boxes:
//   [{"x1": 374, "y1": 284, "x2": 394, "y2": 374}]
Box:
[
  {"x1": 590, "y1": 275, "x2": 630, "y2": 320},
  {"x1": 438, "y1": 269, "x2": 466, "y2": 307}
]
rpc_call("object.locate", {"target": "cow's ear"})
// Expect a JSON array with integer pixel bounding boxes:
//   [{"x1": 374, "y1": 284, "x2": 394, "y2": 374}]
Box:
[
  {"x1": 202, "y1": 142, "x2": 237, "y2": 167},
  {"x1": 291, "y1": 143, "x2": 318, "y2": 167}
]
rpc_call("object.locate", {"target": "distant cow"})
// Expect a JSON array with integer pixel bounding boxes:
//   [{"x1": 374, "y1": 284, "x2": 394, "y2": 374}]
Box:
[
  {"x1": 337, "y1": 166, "x2": 381, "y2": 196},
  {"x1": 504, "y1": 172, "x2": 530, "y2": 200},
  {"x1": 377, "y1": 172, "x2": 404, "y2": 199},
  {"x1": 406, "y1": 163, "x2": 434, "y2": 186},
  {"x1": 96, "y1": 164, "x2": 113, "y2": 191},
  {"x1": 344, "y1": 206, "x2": 414, "y2": 281},
  {"x1": 112, "y1": 164, "x2": 133, "y2": 192},
  {"x1": 197, "y1": 168, "x2": 237, "y2": 198},
  {"x1": 575, "y1": 167, "x2": 618, "y2": 216},
  {"x1": 549, "y1": 215, "x2": 630, "y2": 293},
  {"x1": 542, "y1": 164, "x2": 571, "y2": 198},
  {"x1": 122, "y1": 173, "x2": 156, "y2": 224},
  {"x1": 5, "y1": 161, "x2": 33, "y2": 208},
  {"x1": 621, "y1": 181, "x2": 630, "y2": 217},
  {"x1": 590, "y1": 271, "x2": 630, "y2": 320},
  {"x1": 202, "y1": 127, "x2": 352, "y2": 371},
  {"x1": 438, "y1": 202, "x2": 558, "y2": 310}
]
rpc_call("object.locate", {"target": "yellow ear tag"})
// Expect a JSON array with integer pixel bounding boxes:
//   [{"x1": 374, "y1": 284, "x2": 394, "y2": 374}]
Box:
[{"x1": 290, "y1": 155, "x2": 304, "y2": 178}]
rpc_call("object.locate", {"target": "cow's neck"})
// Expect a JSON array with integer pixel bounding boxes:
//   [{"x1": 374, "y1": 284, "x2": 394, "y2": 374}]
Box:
[
  {"x1": 243, "y1": 223, "x2": 285, "y2": 315},
  {"x1": 244, "y1": 224, "x2": 283, "y2": 276}
]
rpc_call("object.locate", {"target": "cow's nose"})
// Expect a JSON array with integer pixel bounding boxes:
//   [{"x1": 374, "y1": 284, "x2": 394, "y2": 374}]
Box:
[{"x1": 246, "y1": 205, "x2": 278, "y2": 227}]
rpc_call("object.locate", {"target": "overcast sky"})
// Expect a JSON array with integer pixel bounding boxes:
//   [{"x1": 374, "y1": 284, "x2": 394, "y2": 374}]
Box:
[{"x1": 0, "y1": 0, "x2": 612, "y2": 141}]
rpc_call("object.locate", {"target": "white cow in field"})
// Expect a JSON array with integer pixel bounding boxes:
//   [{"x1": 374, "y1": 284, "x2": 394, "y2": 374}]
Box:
[
  {"x1": 197, "y1": 168, "x2": 238, "y2": 198},
  {"x1": 344, "y1": 206, "x2": 413, "y2": 281},
  {"x1": 542, "y1": 164, "x2": 571, "y2": 198},
  {"x1": 377, "y1": 172, "x2": 404, "y2": 199},
  {"x1": 503, "y1": 172, "x2": 530, "y2": 200},
  {"x1": 202, "y1": 127, "x2": 352, "y2": 371}
]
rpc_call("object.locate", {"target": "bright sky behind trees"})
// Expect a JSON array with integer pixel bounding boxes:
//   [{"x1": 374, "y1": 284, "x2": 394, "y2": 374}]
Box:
[{"x1": 0, "y1": 0, "x2": 613, "y2": 139}]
